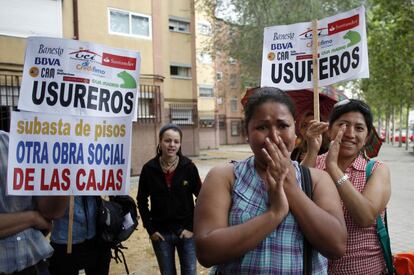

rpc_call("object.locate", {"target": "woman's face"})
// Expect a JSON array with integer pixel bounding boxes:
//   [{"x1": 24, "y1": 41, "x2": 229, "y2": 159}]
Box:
[
  {"x1": 299, "y1": 114, "x2": 314, "y2": 137},
  {"x1": 329, "y1": 111, "x2": 368, "y2": 158},
  {"x1": 247, "y1": 101, "x2": 296, "y2": 164},
  {"x1": 159, "y1": 129, "x2": 181, "y2": 158}
]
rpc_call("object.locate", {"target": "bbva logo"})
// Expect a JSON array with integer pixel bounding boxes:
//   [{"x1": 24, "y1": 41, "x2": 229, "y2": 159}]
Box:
[{"x1": 270, "y1": 42, "x2": 293, "y2": 50}]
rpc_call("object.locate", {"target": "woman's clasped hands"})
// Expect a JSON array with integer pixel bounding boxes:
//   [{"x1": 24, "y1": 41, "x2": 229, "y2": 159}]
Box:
[{"x1": 261, "y1": 132, "x2": 293, "y2": 218}]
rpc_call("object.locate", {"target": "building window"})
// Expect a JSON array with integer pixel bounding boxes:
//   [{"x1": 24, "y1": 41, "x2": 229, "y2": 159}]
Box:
[
  {"x1": 169, "y1": 18, "x2": 190, "y2": 33},
  {"x1": 170, "y1": 104, "x2": 196, "y2": 125},
  {"x1": 136, "y1": 85, "x2": 161, "y2": 124},
  {"x1": 109, "y1": 8, "x2": 151, "y2": 38},
  {"x1": 230, "y1": 74, "x2": 238, "y2": 87},
  {"x1": 198, "y1": 52, "x2": 212, "y2": 64},
  {"x1": 216, "y1": 72, "x2": 223, "y2": 81},
  {"x1": 198, "y1": 22, "x2": 212, "y2": 36},
  {"x1": 200, "y1": 119, "x2": 215, "y2": 128},
  {"x1": 219, "y1": 117, "x2": 226, "y2": 129},
  {"x1": 228, "y1": 57, "x2": 237, "y2": 64},
  {"x1": 231, "y1": 121, "x2": 241, "y2": 136},
  {"x1": 199, "y1": 86, "x2": 214, "y2": 97},
  {"x1": 230, "y1": 97, "x2": 238, "y2": 112},
  {"x1": 0, "y1": 74, "x2": 21, "y2": 132},
  {"x1": 170, "y1": 65, "x2": 191, "y2": 78}
]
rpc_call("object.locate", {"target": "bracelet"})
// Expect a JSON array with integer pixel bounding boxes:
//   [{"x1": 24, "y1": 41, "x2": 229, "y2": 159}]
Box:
[{"x1": 335, "y1": 174, "x2": 349, "y2": 187}]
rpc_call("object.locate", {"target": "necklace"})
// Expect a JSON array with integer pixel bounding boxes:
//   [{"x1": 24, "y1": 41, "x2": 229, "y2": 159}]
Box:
[{"x1": 159, "y1": 156, "x2": 179, "y2": 173}]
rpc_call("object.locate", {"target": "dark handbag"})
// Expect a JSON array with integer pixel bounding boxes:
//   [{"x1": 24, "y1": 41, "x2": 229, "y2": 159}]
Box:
[
  {"x1": 96, "y1": 196, "x2": 139, "y2": 275},
  {"x1": 300, "y1": 165, "x2": 313, "y2": 275},
  {"x1": 366, "y1": 160, "x2": 395, "y2": 274}
]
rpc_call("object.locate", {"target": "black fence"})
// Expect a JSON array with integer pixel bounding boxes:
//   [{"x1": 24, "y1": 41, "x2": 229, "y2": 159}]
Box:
[
  {"x1": 0, "y1": 75, "x2": 21, "y2": 132},
  {"x1": 169, "y1": 103, "x2": 198, "y2": 126},
  {"x1": 137, "y1": 84, "x2": 161, "y2": 124}
]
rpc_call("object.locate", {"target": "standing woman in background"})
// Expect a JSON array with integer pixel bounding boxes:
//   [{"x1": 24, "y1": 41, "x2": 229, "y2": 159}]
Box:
[
  {"x1": 137, "y1": 123, "x2": 202, "y2": 275},
  {"x1": 302, "y1": 99, "x2": 391, "y2": 274}
]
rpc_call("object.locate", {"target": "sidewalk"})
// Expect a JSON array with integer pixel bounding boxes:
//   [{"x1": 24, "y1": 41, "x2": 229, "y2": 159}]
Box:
[{"x1": 378, "y1": 143, "x2": 414, "y2": 253}]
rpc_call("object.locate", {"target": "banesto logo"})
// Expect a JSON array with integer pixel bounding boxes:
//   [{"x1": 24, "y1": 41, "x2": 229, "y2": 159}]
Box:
[{"x1": 102, "y1": 53, "x2": 136, "y2": 70}]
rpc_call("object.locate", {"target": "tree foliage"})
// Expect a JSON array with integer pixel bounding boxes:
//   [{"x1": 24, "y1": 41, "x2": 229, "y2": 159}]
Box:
[{"x1": 361, "y1": 0, "x2": 414, "y2": 135}]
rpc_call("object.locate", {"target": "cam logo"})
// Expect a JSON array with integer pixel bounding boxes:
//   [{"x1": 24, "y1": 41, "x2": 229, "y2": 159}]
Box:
[
  {"x1": 271, "y1": 42, "x2": 293, "y2": 50},
  {"x1": 29, "y1": 67, "x2": 39, "y2": 77},
  {"x1": 343, "y1": 30, "x2": 361, "y2": 47},
  {"x1": 117, "y1": 71, "x2": 136, "y2": 89}
]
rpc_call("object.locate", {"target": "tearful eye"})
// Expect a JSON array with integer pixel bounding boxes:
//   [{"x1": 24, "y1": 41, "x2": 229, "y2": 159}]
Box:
[{"x1": 256, "y1": 125, "x2": 268, "y2": 130}]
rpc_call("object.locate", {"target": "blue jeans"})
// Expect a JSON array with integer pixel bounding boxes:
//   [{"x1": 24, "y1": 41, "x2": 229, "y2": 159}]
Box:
[{"x1": 151, "y1": 232, "x2": 197, "y2": 275}]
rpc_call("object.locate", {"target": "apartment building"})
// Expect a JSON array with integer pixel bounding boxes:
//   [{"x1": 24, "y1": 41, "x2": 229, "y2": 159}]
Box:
[
  {"x1": 214, "y1": 22, "x2": 245, "y2": 145},
  {"x1": 0, "y1": 0, "x2": 199, "y2": 174},
  {"x1": 195, "y1": 5, "x2": 219, "y2": 149}
]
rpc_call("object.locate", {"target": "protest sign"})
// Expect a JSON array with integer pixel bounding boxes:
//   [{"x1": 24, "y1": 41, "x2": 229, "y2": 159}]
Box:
[
  {"x1": 7, "y1": 111, "x2": 132, "y2": 195},
  {"x1": 18, "y1": 36, "x2": 141, "y2": 118},
  {"x1": 261, "y1": 6, "x2": 368, "y2": 90}
]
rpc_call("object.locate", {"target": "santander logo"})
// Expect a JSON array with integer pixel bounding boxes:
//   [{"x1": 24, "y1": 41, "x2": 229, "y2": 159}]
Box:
[
  {"x1": 102, "y1": 53, "x2": 136, "y2": 70},
  {"x1": 328, "y1": 14, "x2": 359, "y2": 35}
]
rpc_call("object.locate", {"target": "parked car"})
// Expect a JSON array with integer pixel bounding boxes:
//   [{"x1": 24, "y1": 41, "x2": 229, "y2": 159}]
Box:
[
  {"x1": 391, "y1": 129, "x2": 414, "y2": 143},
  {"x1": 380, "y1": 129, "x2": 386, "y2": 142}
]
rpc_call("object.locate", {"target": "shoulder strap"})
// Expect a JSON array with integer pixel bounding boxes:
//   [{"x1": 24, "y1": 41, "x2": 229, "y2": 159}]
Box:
[
  {"x1": 365, "y1": 159, "x2": 376, "y2": 179},
  {"x1": 300, "y1": 165, "x2": 313, "y2": 275},
  {"x1": 367, "y1": 160, "x2": 395, "y2": 274},
  {"x1": 300, "y1": 165, "x2": 313, "y2": 199}
]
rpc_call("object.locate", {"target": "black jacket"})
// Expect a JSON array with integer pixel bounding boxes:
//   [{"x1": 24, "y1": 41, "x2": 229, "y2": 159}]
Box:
[{"x1": 137, "y1": 155, "x2": 202, "y2": 236}]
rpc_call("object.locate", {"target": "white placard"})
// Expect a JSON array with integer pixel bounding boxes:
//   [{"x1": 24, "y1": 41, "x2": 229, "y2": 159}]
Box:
[
  {"x1": 7, "y1": 111, "x2": 132, "y2": 195},
  {"x1": 261, "y1": 6, "x2": 368, "y2": 90},
  {"x1": 19, "y1": 37, "x2": 141, "y2": 119}
]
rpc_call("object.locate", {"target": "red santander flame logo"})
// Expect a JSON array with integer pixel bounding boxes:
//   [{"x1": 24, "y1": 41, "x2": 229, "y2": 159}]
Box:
[
  {"x1": 328, "y1": 14, "x2": 359, "y2": 35},
  {"x1": 102, "y1": 53, "x2": 137, "y2": 70}
]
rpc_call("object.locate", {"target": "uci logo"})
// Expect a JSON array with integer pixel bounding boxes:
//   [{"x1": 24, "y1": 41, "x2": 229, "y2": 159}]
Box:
[
  {"x1": 69, "y1": 49, "x2": 101, "y2": 63},
  {"x1": 300, "y1": 28, "x2": 328, "y2": 39}
]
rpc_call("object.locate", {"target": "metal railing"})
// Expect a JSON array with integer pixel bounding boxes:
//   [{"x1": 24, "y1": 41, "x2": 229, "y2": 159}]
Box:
[
  {"x1": 0, "y1": 74, "x2": 21, "y2": 132},
  {"x1": 136, "y1": 84, "x2": 161, "y2": 124},
  {"x1": 169, "y1": 103, "x2": 198, "y2": 126}
]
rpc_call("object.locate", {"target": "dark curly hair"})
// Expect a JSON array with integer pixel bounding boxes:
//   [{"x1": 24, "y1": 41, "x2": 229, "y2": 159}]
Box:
[
  {"x1": 328, "y1": 99, "x2": 373, "y2": 134},
  {"x1": 244, "y1": 87, "x2": 296, "y2": 133}
]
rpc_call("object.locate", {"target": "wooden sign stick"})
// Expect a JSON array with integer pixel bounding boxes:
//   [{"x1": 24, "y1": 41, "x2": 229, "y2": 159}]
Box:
[
  {"x1": 312, "y1": 19, "x2": 320, "y2": 122},
  {"x1": 66, "y1": 195, "x2": 74, "y2": 253}
]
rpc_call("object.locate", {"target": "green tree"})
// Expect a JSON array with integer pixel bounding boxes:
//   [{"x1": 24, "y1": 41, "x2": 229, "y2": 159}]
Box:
[{"x1": 361, "y1": 0, "x2": 414, "y2": 147}]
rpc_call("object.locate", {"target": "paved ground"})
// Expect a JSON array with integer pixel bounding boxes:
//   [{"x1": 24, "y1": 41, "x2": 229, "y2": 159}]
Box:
[{"x1": 379, "y1": 143, "x2": 414, "y2": 253}]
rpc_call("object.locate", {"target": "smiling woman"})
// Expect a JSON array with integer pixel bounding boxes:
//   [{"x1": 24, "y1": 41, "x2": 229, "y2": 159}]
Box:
[{"x1": 302, "y1": 99, "x2": 392, "y2": 274}]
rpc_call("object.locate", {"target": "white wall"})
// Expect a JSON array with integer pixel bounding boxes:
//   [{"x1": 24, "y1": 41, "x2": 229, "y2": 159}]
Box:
[{"x1": 0, "y1": 0, "x2": 62, "y2": 38}]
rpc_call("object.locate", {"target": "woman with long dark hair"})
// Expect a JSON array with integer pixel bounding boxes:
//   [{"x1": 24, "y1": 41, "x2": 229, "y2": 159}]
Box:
[{"x1": 137, "y1": 123, "x2": 202, "y2": 275}]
